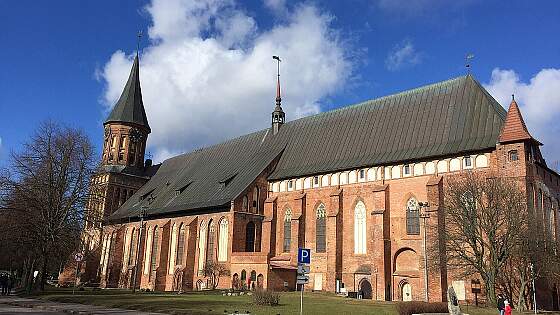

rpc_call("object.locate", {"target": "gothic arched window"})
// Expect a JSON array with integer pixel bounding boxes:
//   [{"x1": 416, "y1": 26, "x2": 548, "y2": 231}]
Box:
[
  {"x1": 176, "y1": 223, "x2": 186, "y2": 265},
  {"x1": 242, "y1": 195, "x2": 248, "y2": 212},
  {"x1": 316, "y1": 204, "x2": 326, "y2": 253},
  {"x1": 197, "y1": 221, "x2": 207, "y2": 274},
  {"x1": 406, "y1": 198, "x2": 420, "y2": 235},
  {"x1": 206, "y1": 220, "x2": 216, "y2": 264},
  {"x1": 354, "y1": 201, "x2": 367, "y2": 254},
  {"x1": 252, "y1": 187, "x2": 260, "y2": 213},
  {"x1": 245, "y1": 222, "x2": 256, "y2": 252},
  {"x1": 150, "y1": 226, "x2": 159, "y2": 277},
  {"x1": 218, "y1": 218, "x2": 229, "y2": 262},
  {"x1": 283, "y1": 209, "x2": 292, "y2": 252},
  {"x1": 128, "y1": 227, "x2": 137, "y2": 266}
]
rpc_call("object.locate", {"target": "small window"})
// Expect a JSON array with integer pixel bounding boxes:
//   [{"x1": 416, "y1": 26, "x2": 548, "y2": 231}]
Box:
[
  {"x1": 314, "y1": 176, "x2": 319, "y2": 186},
  {"x1": 359, "y1": 169, "x2": 366, "y2": 179},
  {"x1": 403, "y1": 165, "x2": 411, "y2": 175},
  {"x1": 288, "y1": 180, "x2": 293, "y2": 190},
  {"x1": 509, "y1": 150, "x2": 519, "y2": 162},
  {"x1": 463, "y1": 156, "x2": 472, "y2": 168}
]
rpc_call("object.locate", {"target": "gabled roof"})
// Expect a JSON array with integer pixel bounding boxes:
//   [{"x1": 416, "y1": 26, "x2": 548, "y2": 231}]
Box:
[
  {"x1": 108, "y1": 74, "x2": 507, "y2": 222},
  {"x1": 498, "y1": 98, "x2": 539, "y2": 144},
  {"x1": 104, "y1": 54, "x2": 151, "y2": 132}
]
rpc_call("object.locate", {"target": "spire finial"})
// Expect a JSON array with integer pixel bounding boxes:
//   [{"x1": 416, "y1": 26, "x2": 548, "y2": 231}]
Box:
[
  {"x1": 273, "y1": 55, "x2": 281, "y2": 106},
  {"x1": 512, "y1": 94, "x2": 515, "y2": 101},
  {"x1": 465, "y1": 53, "x2": 474, "y2": 74},
  {"x1": 136, "y1": 30, "x2": 143, "y2": 57}
]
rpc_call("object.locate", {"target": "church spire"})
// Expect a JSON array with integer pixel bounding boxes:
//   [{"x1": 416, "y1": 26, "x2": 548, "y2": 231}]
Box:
[
  {"x1": 104, "y1": 53, "x2": 151, "y2": 132},
  {"x1": 498, "y1": 95, "x2": 539, "y2": 144},
  {"x1": 271, "y1": 55, "x2": 285, "y2": 135}
]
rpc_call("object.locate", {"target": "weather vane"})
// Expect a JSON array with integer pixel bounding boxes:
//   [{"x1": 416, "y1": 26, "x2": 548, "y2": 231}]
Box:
[
  {"x1": 272, "y1": 55, "x2": 281, "y2": 78},
  {"x1": 137, "y1": 30, "x2": 143, "y2": 55},
  {"x1": 465, "y1": 53, "x2": 475, "y2": 74}
]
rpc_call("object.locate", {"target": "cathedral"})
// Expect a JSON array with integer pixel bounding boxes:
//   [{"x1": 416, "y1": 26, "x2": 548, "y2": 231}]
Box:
[{"x1": 82, "y1": 52, "x2": 559, "y2": 307}]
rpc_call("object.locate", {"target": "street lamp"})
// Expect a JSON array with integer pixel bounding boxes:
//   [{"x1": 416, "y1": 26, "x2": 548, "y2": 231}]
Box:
[
  {"x1": 132, "y1": 206, "x2": 147, "y2": 293},
  {"x1": 419, "y1": 201, "x2": 430, "y2": 302}
]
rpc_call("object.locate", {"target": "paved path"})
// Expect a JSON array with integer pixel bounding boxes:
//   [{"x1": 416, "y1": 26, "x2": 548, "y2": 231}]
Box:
[{"x1": 0, "y1": 296, "x2": 167, "y2": 315}]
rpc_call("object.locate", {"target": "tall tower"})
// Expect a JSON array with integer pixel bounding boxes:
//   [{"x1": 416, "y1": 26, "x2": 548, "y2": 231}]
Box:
[
  {"x1": 102, "y1": 53, "x2": 151, "y2": 168},
  {"x1": 272, "y1": 56, "x2": 285, "y2": 135}
]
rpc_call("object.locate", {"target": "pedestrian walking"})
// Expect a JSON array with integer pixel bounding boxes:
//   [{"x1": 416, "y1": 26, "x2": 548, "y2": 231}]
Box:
[
  {"x1": 504, "y1": 300, "x2": 512, "y2": 315},
  {"x1": 6, "y1": 274, "x2": 13, "y2": 295},
  {"x1": 497, "y1": 294, "x2": 505, "y2": 315},
  {"x1": 0, "y1": 273, "x2": 7, "y2": 296}
]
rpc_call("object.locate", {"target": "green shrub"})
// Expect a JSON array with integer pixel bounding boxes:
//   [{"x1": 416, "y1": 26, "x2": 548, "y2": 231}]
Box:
[
  {"x1": 252, "y1": 289, "x2": 280, "y2": 306},
  {"x1": 396, "y1": 301, "x2": 448, "y2": 315}
]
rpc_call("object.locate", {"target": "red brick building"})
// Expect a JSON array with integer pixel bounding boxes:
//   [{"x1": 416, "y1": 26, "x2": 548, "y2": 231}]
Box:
[{"x1": 92, "y1": 56, "x2": 560, "y2": 307}]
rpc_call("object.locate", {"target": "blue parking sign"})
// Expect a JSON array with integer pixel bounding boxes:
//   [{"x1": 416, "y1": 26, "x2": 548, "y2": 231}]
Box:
[{"x1": 298, "y1": 248, "x2": 311, "y2": 264}]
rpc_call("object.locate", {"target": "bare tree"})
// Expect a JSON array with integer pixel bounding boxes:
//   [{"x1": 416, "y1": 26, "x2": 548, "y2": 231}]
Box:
[
  {"x1": 434, "y1": 171, "x2": 527, "y2": 305},
  {"x1": 1, "y1": 121, "x2": 97, "y2": 291},
  {"x1": 203, "y1": 262, "x2": 230, "y2": 289}
]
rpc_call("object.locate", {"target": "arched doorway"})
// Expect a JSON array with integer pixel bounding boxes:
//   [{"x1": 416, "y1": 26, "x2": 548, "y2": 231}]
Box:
[
  {"x1": 257, "y1": 274, "x2": 264, "y2": 289},
  {"x1": 359, "y1": 279, "x2": 372, "y2": 299},
  {"x1": 401, "y1": 282, "x2": 412, "y2": 301},
  {"x1": 232, "y1": 273, "x2": 239, "y2": 290}
]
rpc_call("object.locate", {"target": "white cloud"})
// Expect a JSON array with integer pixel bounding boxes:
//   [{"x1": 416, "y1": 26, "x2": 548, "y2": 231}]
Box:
[
  {"x1": 385, "y1": 39, "x2": 421, "y2": 71},
  {"x1": 100, "y1": 0, "x2": 353, "y2": 163},
  {"x1": 484, "y1": 68, "x2": 560, "y2": 164},
  {"x1": 263, "y1": 0, "x2": 286, "y2": 13}
]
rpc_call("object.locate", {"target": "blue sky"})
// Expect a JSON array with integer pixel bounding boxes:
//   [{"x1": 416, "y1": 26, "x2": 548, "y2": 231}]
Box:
[{"x1": 1, "y1": 0, "x2": 560, "y2": 167}]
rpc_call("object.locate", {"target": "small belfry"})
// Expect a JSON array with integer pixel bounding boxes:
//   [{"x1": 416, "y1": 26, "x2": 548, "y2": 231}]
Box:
[
  {"x1": 102, "y1": 50, "x2": 151, "y2": 168},
  {"x1": 271, "y1": 55, "x2": 285, "y2": 135}
]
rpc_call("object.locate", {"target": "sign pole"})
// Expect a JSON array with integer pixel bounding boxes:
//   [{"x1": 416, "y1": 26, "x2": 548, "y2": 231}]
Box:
[{"x1": 300, "y1": 283, "x2": 303, "y2": 315}]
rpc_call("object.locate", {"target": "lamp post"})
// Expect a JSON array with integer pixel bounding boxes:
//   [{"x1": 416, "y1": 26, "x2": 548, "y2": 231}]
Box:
[
  {"x1": 419, "y1": 201, "x2": 430, "y2": 302},
  {"x1": 132, "y1": 206, "x2": 147, "y2": 293}
]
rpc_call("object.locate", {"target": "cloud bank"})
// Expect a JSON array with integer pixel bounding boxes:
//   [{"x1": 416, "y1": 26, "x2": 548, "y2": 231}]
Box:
[
  {"x1": 484, "y1": 68, "x2": 560, "y2": 166},
  {"x1": 100, "y1": 0, "x2": 353, "y2": 162}
]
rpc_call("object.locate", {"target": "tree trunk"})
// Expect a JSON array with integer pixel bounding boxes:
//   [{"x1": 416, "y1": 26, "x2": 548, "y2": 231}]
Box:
[
  {"x1": 485, "y1": 275, "x2": 497, "y2": 306},
  {"x1": 516, "y1": 280, "x2": 528, "y2": 311},
  {"x1": 40, "y1": 254, "x2": 48, "y2": 291}
]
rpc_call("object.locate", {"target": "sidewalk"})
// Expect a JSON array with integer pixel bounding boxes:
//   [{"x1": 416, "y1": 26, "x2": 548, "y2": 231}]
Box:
[{"x1": 0, "y1": 296, "x2": 167, "y2": 315}]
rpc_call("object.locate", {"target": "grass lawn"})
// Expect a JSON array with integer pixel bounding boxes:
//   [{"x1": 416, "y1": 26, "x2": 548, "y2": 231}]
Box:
[{"x1": 28, "y1": 287, "x2": 535, "y2": 315}]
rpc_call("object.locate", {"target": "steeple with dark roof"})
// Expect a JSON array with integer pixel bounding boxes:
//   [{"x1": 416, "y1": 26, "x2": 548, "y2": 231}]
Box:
[
  {"x1": 498, "y1": 95, "x2": 539, "y2": 144},
  {"x1": 104, "y1": 53, "x2": 151, "y2": 132}
]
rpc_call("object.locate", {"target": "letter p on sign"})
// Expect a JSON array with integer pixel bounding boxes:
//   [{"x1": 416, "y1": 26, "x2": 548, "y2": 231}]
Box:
[{"x1": 298, "y1": 248, "x2": 311, "y2": 264}]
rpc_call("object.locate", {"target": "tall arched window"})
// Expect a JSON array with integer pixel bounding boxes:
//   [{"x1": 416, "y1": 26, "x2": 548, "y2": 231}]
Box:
[
  {"x1": 252, "y1": 187, "x2": 259, "y2": 213},
  {"x1": 218, "y1": 218, "x2": 229, "y2": 262},
  {"x1": 206, "y1": 220, "x2": 216, "y2": 264},
  {"x1": 169, "y1": 223, "x2": 178, "y2": 273},
  {"x1": 176, "y1": 223, "x2": 186, "y2": 266},
  {"x1": 143, "y1": 227, "x2": 153, "y2": 275},
  {"x1": 283, "y1": 209, "x2": 292, "y2": 252},
  {"x1": 151, "y1": 226, "x2": 159, "y2": 277},
  {"x1": 242, "y1": 196, "x2": 248, "y2": 212},
  {"x1": 197, "y1": 221, "x2": 207, "y2": 274},
  {"x1": 128, "y1": 228, "x2": 137, "y2": 265},
  {"x1": 354, "y1": 201, "x2": 367, "y2": 254},
  {"x1": 406, "y1": 198, "x2": 420, "y2": 235},
  {"x1": 245, "y1": 222, "x2": 256, "y2": 252},
  {"x1": 316, "y1": 204, "x2": 326, "y2": 253}
]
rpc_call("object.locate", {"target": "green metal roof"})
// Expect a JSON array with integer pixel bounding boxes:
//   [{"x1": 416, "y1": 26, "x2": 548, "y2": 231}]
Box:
[
  {"x1": 108, "y1": 74, "x2": 506, "y2": 221},
  {"x1": 104, "y1": 54, "x2": 151, "y2": 132}
]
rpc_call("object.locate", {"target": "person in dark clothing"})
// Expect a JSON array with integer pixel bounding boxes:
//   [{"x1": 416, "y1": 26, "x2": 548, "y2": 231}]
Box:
[
  {"x1": 6, "y1": 274, "x2": 13, "y2": 295},
  {"x1": 497, "y1": 294, "x2": 505, "y2": 315},
  {"x1": 0, "y1": 273, "x2": 7, "y2": 296}
]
